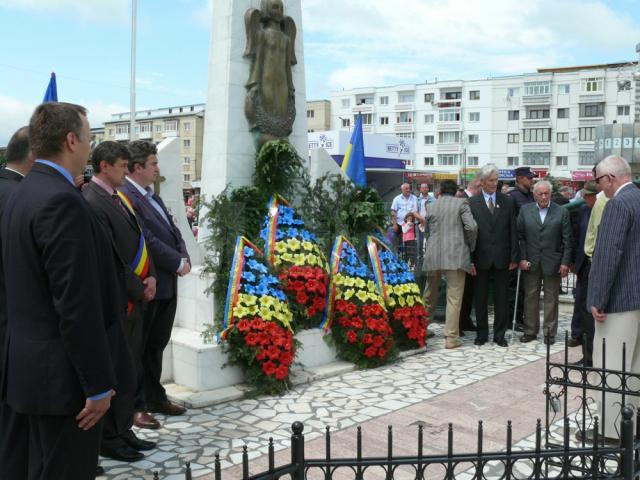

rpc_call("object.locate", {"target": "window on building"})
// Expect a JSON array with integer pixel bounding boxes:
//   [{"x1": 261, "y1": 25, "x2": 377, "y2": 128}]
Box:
[
  {"x1": 139, "y1": 123, "x2": 151, "y2": 133},
  {"x1": 184, "y1": 157, "x2": 191, "y2": 165},
  {"x1": 438, "y1": 131, "x2": 461, "y2": 144},
  {"x1": 467, "y1": 156, "x2": 479, "y2": 166},
  {"x1": 341, "y1": 98, "x2": 350, "y2": 108},
  {"x1": 154, "y1": 124, "x2": 162, "y2": 133},
  {"x1": 469, "y1": 90, "x2": 480, "y2": 100},
  {"x1": 558, "y1": 84, "x2": 570, "y2": 94},
  {"x1": 439, "y1": 108, "x2": 460, "y2": 122},
  {"x1": 398, "y1": 92, "x2": 415, "y2": 103},
  {"x1": 380, "y1": 116, "x2": 389, "y2": 125},
  {"x1": 116, "y1": 124, "x2": 129, "y2": 134},
  {"x1": 527, "y1": 109, "x2": 550, "y2": 119},
  {"x1": 183, "y1": 174, "x2": 191, "y2": 182},
  {"x1": 380, "y1": 96, "x2": 389, "y2": 105},
  {"x1": 468, "y1": 134, "x2": 479, "y2": 144},
  {"x1": 183, "y1": 139, "x2": 191, "y2": 148},
  {"x1": 164, "y1": 120, "x2": 178, "y2": 131},
  {"x1": 424, "y1": 93, "x2": 434, "y2": 103},
  {"x1": 524, "y1": 81, "x2": 550, "y2": 96},
  {"x1": 424, "y1": 135, "x2": 434, "y2": 145},
  {"x1": 522, "y1": 152, "x2": 550, "y2": 166},
  {"x1": 557, "y1": 108, "x2": 568, "y2": 119},
  {"x1": 618, "y1": 80, "x2": 632, "y2": 91},
  {"x1": 443, "y1": 91, "x2": 462, "y2": 100},
  {"x1": 438, "y1": 154, "x2": 459, "y2": 166},
  {"x1": 508, "y1": 133, "x2": 519, "y2": 143},
  {"x1": 341, "y1": 118, "x2": 350, "y2": 128},
  {"x1": 168, "y1": 108, "x2": 173, "y2": 114},
  {"x1": 190, "y1": 106, "x2": 195, "y2": 111},
  {"x1": 469, "y1": 112, "x2": 480, "y2": 122},
  {"x1": 556, "y1": 156, "x2": 568, "y2": 167},
  {"x1": 307, "y1": 110, "x2": 315, "y2": 118},
  {"x1": 582, "y1": 77, "x2": 603, "y2": 92},
  {"x1": 579, "y1": 127, "x2": 595, "y2": 141},
  {"x1": 579, "y1": 151, "x2": 596, "y2": 165},
  {"x1": 134, "y1": 126, "x2": 139, "y2": 134},
  {"x1": 108, "y1": 128, "x2": 114, "y2": 136},
  {"x1": 579, "y1": 103, "x2": 604, "y2": 117},
  {"x1": 424, "y1": 114, "x2": 434, "y2": 123},
  {"x1": 396, "y1": 132, "x2": 415, "y2": 139},
  {"x1": 557, "y1": 132, "x2": 568, "y2": 143},
  {"x1": 508, "y1": 110, "x2": 520, "y2": 121},
  {"x1": 523, "y1": 128, "x2": 551, "y2": 142},
  {"x1": 356, "y1": 95, "x2": 374, "y2": 105},
  {"x1": 507, "y1": 156, "x2": 519, "y2": 166},
  {"x1": 358, "y1": 113, "x2": 373, "y2": 125},
  {"x1": 507, "y1": 87, "x2": 520, "y2": 97},
  {"x1": 396, "y1": 112, "x2": 413, "y2": 123},
  {"x1": 424, "y1": 156, "x2": 434, "y2": 166},
  {"x1": 618, "y1": 105, "x2": 630, "y2": 116}
]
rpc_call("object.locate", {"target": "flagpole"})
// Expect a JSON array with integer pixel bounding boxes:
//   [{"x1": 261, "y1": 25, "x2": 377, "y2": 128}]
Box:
[{"x1": 129, "y1": 0, "x2": 137, "y2": 141}]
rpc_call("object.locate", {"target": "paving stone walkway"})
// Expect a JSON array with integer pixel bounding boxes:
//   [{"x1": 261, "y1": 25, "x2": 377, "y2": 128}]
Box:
[{"x1": 99, "y1": 312, "x2": 577, "y2": 479}]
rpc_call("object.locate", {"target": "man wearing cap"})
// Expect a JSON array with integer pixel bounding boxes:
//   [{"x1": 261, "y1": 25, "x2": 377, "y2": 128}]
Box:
[
  {"x1": 508, "y1": 166, "x2": 536, "y2": 332},
  {"x1": 509, "y1": 167, "x2": 535, "y2": 216},
  {"x1": 567, "y1": 181, "x2": 598, "y2": 365}
]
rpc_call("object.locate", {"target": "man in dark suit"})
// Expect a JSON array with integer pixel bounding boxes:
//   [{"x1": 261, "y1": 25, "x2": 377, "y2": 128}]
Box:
[
  {"x1": 469, "y1": 164, "x2": 519, "y2": 347},
  {"x1": 517, "y1": 180, "x2": 572, "y2": 345},
  {"x1": 458, "y1": 177, "x2": 481, "y2": 333},
  {"x1": 0, "y1": 102, "x2": 133, "y2": 479},
  {"x1": 84, "y1": 141, "x2": 158, "y2": 462},
  {"x1": 120, "y1": 140, "x2": 189, "y2": 426},
  {"x1": 587, "y1": 155, "x2": 640, "y2": 441}
]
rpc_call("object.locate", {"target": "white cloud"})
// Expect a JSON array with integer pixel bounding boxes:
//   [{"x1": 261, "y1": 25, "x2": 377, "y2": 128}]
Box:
[
  {"x1": 0, "y1": 96, "x2": 35, "y2": 146},
  {"x1": 1, "y1": 0, "x2": 129, "y2": 22},
  {"x1": 302, "y1": 0, "x2": 640, "y2": 92}
]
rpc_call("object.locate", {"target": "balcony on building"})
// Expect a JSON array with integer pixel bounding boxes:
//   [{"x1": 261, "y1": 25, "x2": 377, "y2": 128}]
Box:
[
  {"x1": 353, "y1": 94, "x2": 375, "y2": 114},
  {"x1": 578, "y1": 102, "x2": 605, "y2": 124},
  {"x1": 522, "y1": 80, "x2": 551, "y2": 105},
  {"x1": 579, "y1": 77, "x2": 605, "y2": 102},
  {"x1": 522, "y1": 107, "x2": 551, "y2": 127}
]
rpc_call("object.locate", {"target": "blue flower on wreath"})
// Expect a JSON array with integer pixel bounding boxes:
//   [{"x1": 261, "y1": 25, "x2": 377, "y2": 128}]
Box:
[
  {"x1": 247, "y1": 259, "x2": 268, "y2": 274},
  {"x1": 243, "y1": 247, "x2": 255, "y2": 258},
  {"x1": 243, "y1": 271, "x2": 257, "y2": 283}
]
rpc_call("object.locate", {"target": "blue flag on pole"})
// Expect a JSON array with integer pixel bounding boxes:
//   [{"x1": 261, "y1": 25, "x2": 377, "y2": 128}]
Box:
[
  {"x1": 341, "y1": 113, "x2": 367, "y2": 187},
  {"x1": 43, "y1": 72, "x2": 58, "y2": 103}
]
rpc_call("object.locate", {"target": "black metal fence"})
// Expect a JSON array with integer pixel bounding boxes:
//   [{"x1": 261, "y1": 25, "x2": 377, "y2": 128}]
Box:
[{"x1": 155, "y1": 338, "x2": 640, "y2": 479}]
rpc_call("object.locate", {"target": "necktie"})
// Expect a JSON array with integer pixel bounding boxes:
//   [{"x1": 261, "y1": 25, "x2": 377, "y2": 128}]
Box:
[{"x1": 488, "y1": 197, "x2": 495, "y2": 215}]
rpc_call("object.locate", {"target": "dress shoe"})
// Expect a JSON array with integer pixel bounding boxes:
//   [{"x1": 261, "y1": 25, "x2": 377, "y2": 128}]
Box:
[
  {"x1": 566, "y1": 337, "x2": 582, "y2": 347},
  {"x1": 96, "y1": 465, "x2": 105, "y2": 477},
  {"x1": 494, "y1": 338, "x2": 508, "y2": 347},
  {"x1": 520, "y1": 334, "x2": 537, "y2": 343},
  {"x1": 575, "y1": 428, "x2": 618, "y2": 446},
  {"x1": 147, "y1": 400, "x2": 186, "y2": 416},
  {"x1": 133, "y1": 411, "x2": 161, "y2": 430},
  {"x1": 100, "y1": 444, "x2": 144, "y2": 462},
  {"x1": 544, "y1": 336, "x2": 556, "y2": 345},
  {"x1": 474, "y1": 338, "x2": 486, "y2": 346},
  {"x1": 123, "y1": 430, "x2": 157, "y2": 451}
]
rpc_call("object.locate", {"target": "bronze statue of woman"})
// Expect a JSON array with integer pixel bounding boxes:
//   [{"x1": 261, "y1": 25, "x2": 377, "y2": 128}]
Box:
[{"x1": 244, "y1": 0, "x2": 297, "y2": 147}]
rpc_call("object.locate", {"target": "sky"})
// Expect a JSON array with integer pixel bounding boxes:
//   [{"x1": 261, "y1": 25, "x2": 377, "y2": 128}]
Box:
[{"x1": 1, "y1": 0, "x2": 639, "y2": 145}]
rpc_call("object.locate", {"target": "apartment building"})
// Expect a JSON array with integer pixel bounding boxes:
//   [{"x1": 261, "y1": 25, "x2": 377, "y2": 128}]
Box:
[
  {"x1": 306, "y1": 100, "x2": 331, "y2": 132},
  {"x1": 331, "y1": 62, "x2": 638, "y2": 182},
  {"x1": 102, "y1": 104, "x2": 205, "y2": 190}
]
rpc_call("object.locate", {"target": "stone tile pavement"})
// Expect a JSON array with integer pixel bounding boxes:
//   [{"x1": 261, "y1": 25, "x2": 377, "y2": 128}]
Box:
[{"x1": 99, "y1": 312, "x2": 579, "y2": 479}]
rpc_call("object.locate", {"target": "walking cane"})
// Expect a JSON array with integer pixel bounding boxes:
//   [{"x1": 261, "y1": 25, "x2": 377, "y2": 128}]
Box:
[{"x1": 510, "y1": 267, "x2": 522, "y2": 344}]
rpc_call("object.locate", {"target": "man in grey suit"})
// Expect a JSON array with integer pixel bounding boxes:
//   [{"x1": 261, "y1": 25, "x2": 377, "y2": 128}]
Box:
[
  {"x1": 587, "y1": 155, "x2": 640, "y2": 442},
  {"x1": 518, "y1": 180, "x2": 572, "y2": 345},
  {"x1": 422, "y1": 180, "x2": 477, "y2": 349}
]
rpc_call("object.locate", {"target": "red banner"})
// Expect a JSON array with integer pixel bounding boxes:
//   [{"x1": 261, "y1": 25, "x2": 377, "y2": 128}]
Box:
[{"x1": 571, "y1": 170, "x2": 594, "y2": 181}]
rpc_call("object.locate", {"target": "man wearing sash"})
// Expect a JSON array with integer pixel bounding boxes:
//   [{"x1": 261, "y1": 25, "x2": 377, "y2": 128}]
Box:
[{"x1": 84, "y1": 141, "x2": 158, "y2": 462}]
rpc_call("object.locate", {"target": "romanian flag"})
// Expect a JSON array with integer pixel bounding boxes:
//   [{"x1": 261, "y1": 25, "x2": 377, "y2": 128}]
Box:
[
  {"x1": 43, "y1": 72, "x2": 58, "y2": 103},
  {"x1": 341, "y1": 113, "x2": 367, "y2": 187}
]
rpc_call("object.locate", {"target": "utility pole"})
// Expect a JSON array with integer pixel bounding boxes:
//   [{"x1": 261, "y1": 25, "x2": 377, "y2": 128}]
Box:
[{"x1": 129, "y1": 0, "x2": 137, "y2": 142}]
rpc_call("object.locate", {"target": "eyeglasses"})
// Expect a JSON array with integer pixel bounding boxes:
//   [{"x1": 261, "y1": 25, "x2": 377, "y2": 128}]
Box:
[{"x1": 594, "y1": 173, "x2": 615, "y2": 184}]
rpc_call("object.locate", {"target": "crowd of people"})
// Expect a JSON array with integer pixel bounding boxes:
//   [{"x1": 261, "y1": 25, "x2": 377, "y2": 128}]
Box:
[
  {"x1": 391, "y1": 158, "x2": 640, "y2": 441},
  {"x1": 0, "y1": 102, "x2": 192, "y2": 479}
]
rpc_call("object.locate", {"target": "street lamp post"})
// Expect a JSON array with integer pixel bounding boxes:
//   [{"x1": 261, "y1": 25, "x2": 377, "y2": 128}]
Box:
[{"x1": 129, "y1": 0, "x2": 137, "y2": 142}]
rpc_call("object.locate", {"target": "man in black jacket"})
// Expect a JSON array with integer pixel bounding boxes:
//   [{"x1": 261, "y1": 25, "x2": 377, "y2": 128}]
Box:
[
  {"x1": 0, "y1": 103, "x2": 133, "y2": 479},
  {"x1": 84, "y1": 141, "x2": 158, "y2": 462},
  {"x1": 469, "y1": 164, "x2": 519, "y2": 347}
]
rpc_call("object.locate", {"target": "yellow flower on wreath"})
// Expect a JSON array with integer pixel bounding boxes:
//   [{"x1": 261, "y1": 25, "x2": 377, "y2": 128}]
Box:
[
  {"x1": 286, "y1": 237, "x2": 301, "y2": 251},
  {"x1": 355, "y1": 290, "x2": 368, "y2": 303},
  {"x1": 301, "y1": 241, "x2": 313, "y2": 251},
  {"x1": 344, "y1": 288, "x2": 355, "y2": 300}
]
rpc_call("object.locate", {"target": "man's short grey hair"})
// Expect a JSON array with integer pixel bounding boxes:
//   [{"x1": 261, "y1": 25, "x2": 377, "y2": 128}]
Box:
[
  {"x1": 559, "y1": 186, "x2": 573, "y2": 194},
  {"x1": 533, "y1": 180, "x2": 552, "y2": 193},
  {"x1": 596, "y1": 155, "x2": 631, "y2": 177},
  {"x1": 477, "y1": 163, "x2": 499, "y2": 180}
]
